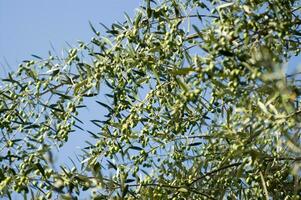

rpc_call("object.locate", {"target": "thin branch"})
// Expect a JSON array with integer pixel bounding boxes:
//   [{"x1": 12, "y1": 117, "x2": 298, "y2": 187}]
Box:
[
  {"x1": 188, "y1": 162, "x2": 242, "y2": 186},
  {"x1": 260, "y1": 171, "x2": 269, "y2": 200},
  {"x1": 126, "y1": 183, "x2": 214, "y2": 199},
  {"x1": 264, "y1": 156, "x2": 301, "y2": 162}
]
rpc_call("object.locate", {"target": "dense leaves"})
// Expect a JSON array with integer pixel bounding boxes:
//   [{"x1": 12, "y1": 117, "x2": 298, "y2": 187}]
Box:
[{"x1": 1, "y1": 0, "x2": 301, "y2": 199}]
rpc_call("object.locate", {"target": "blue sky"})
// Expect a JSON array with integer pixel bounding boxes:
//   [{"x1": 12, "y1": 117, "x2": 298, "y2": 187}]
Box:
[{"x1": 0, "y1": 0, "x2": 141, "y2": 75}]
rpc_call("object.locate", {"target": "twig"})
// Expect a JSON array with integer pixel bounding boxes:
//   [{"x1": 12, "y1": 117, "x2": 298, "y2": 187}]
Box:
[
  {"x1": 260, "y1": 171, "x2": 269, "y2": 200},
  {"x1": 188, "y1": 162, "x2": 242, "y2": 186}
]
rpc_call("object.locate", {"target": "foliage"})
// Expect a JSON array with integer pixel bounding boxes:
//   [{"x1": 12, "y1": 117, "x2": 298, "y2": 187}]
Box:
[{"x1": 1, "y1": 0, "x2": 301, "y2": 199}]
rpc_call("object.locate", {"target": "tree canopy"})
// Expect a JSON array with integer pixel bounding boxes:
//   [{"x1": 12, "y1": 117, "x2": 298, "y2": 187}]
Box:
[{"x1": 1, "y1": 0, "x2": 301, "y2": 199}]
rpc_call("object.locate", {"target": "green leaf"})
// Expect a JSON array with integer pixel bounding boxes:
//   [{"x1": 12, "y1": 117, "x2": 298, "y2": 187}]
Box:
[
  {"x1": 218, "y1": 2, "x2": 234, "y2": 9},
  {"x1": 129, "y1": 146, "x2": 143, "y2": 151},
  {"x1": 89, "y1": 21, "x2": 100, "y2": 36},
  {"x1": 189, "y1": 142, "x2": 202, "y2": 146},
  {"x1": 35, "y1": 163, "x2": 46, "y2": 177},
  {"x1": 96, "y1": 101, "x2": 113, "y2": 112},
  {"x1": 136, "y1": 77, "x2": 149, "y2": 85},
  {"x1": 107, "y1": 160, "x2": 117, "y2": 170},
  {"x1": 178, "y1": 188, "x2": 188, "y2": 193},
  {"x1": 171, "y1": 67, "x2": 194, "y2": 76},
  {"x1": 124, "y1": 12, "x2": 133, "y2": 26},
  {"x1": 74, "y1": 80, "x2": 88, "y2": 95},
  {"x1": 175, "y1": 77, "x2": 189, "y2": 92},
  {"x1": 31, "y1": 54, "x2": 43, "y2": 60},
  {"x1": 258, "y1": 101, "x2": 269, "y2": 114},
  {"x1": 125, "y1": 179, "x2": 135, "y2": 183}
]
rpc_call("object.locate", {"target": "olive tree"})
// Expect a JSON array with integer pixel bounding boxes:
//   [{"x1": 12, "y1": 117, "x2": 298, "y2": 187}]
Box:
[{"x1": 1, "y1": 0, "x2": 301, "y2": 199}]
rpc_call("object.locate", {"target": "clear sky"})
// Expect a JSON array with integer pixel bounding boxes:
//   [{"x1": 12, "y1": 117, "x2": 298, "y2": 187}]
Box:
[{"x1": 0, "y1": 0, "x2": 141, "y2": 75}]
